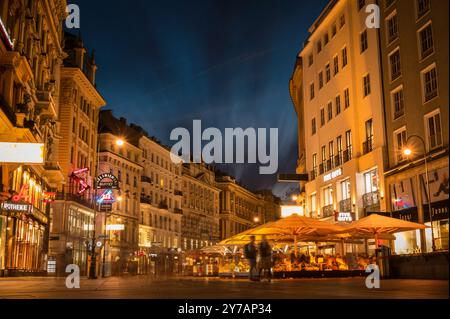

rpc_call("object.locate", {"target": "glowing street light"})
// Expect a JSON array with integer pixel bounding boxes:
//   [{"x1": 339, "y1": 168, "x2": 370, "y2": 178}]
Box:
[
  {"x1": 403, "y1": 148, "x2": 412, "y2": 156},
  {"x1": 291, "y1": 195, "x2": 298, "y2": 201},
  {"x1": 116, "y1": 139, "x2": 125, "y2": 146}
]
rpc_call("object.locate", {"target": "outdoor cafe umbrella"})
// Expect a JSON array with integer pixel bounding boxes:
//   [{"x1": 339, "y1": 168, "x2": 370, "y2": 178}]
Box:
[{"x1": 342, "y1": 213, "x2": 427, "y2": 249}]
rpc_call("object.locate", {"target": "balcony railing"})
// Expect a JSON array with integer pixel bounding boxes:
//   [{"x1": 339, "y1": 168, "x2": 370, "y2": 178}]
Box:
[
  {"x1": 319, "y1": 163, "x2": 325, "y2": 175},
  {"x1": 334, "y1": 153, "x2": 343, "y2": 167},
  {"x1": 174, "y1": 190, "x2": 183, "y2": 196},
  {"x1": 363, "y1": 137, "x2": 373, "y2": 155},
  {"x1": 158, "y1": 202, "x2": 168, "y2": 209},
  {"x1": 141, "y1": 175, "x2": 152, "y2": 184},
  {"x1": 321, "y1": 204, "x2": 334, "y2": 218},
  {"x1": 339, "y1": 198, "x2": 352, "y2": 212},
  {"x1": 363, "y1": 191, "x2": 380, "y2": 208},
  {"x1": 56, "y1": 192, "x2": 94, "y2": 209},
  {"x1": 326, "y1": 158, "x2": 333, "y2": 171},
  {"x1": 310, "y1": 169, "x2": 318, "y2": 180},
  {"x1": 140, "y1": 195, "x2": 152, "y2": 205},
  {"x1": 174, "y1": 208, "x2": 183, "y2": 214},
  {"x1": 343, "y1": 147, "x2": 352, "y2": 163}
]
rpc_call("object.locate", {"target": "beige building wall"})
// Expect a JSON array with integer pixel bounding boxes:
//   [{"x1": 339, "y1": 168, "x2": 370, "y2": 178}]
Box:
[
  {"x1": 181, "y1": 163, "x2": 220, "y2": 250},
  {"x1": 379, "y1": 0, "x2": 449, "y2": 253},
  {"x1": 138, "y1": 134, "x2": 182, "y2": 251},
  {"x1": 292, "y1": 0, "x2": 387, "y2": 224}
]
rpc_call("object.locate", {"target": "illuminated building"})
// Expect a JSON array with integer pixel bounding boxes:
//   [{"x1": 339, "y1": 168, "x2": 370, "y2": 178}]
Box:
[
  {"x1": 97, "y1": 110, "x2": 143, "y2": 276},
  {"x1": 135, "y1": 128, "x2": 183, "y2": 274},
  {"x1": 0, "y1": 0, "x2": 67, "y2": 275},
  {"x1": 181, "y1": 162, "x2": 220, "y2": 251},
  {"x1": 215, "y1": 175, "x2": 280, "y2": 240},
  {"x1": 290, "y1": 0, "x2": 387, "y2": 233},
  {"x1": 48, "y1": 32, "x2": 106, "y2": 276},
  {"x1": 379, "y1": 0, "x2": 448, "y2": 253}
]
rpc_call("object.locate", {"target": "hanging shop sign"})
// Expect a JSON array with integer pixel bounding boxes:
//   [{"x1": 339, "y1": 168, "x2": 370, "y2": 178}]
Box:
[
  {"x1": 95, "y1": 173, "x2": 119, "y2": 189},
  {"x1": 43, "y1": 192, "x2": 56, "y2": 203},
  {"x1": 0, "y1": 142, "x2": 44, "y2": 163},
  {"x1": 0, "y1": 201, "x2": 34, "y2": 214},
  {"x1": 70, "y1": 168, "x2": 90, "y2": 195},
  {"x1": 99, "y1": 203, "x2": 112, "y2": 211},
  {"x1": 323, "y1": 168, "x2": 342, "y2": 182},
  {"x1": 97, "y1": 189, "x2": 115, "y2": 204}
]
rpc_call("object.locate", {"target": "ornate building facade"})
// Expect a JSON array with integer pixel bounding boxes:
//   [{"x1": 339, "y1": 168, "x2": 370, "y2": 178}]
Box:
[
  {"x1": 0, "y1": 0, "x2": 67, "y2": 276},
  {"x1": 181, "y1": 162, "x2": 220, "y2": 250},
  {"x1": 49, "y1": 32, "x2": 105, "y2": 276}
]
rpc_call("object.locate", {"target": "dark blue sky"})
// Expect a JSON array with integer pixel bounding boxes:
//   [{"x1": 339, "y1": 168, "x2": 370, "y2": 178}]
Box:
[{"x1": 70, "y1": 0, "x2": 328, "y2": 199}]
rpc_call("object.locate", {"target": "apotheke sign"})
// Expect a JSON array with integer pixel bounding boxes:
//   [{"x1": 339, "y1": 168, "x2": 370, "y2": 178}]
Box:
[{"x1": 323, "y1": 168, "x2": 342, "y2": 182}]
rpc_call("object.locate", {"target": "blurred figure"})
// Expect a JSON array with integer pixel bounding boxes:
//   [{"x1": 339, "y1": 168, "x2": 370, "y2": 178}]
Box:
[
  {"x1": 258, "y1": 235, "x2": 273, "y2": 282},
  {"x1": 244, "y1": 235, "x2": 258, "y2": 281}
]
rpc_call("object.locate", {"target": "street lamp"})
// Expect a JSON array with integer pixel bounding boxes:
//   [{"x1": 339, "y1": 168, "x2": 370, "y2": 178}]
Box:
[
  {"x1": 403, "y1": 134, "x2": 435, "y2": 252},
  {"x1": 89, "y1": 135, "x2": 125, "y2": 279}
]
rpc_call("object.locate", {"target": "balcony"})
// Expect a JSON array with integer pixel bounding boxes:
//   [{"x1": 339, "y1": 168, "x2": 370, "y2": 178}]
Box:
[
  {"x1": 343, "y1": 148, "x2": 352, "y2": 163},
  {"x1": 158, "y1": 202, "x2": 168, "y2": 210},
  {"x1": 174, "y1": 207, "x2": 183, "y2": 214},
  {"x1": 141, "y1": 175, "x2": 152, "y2": 184},
  {"x1": 326, "y1": 158, "x2": 333, "y2": 171},
  {"x1": 339, "y1": 198, "x2": 352, "y2": 212},
  {"x1": 321, "y1": 204, "x2": 334, "y2": 218},
  {"x1": 334, "y1": 153, "x2": 342, "y2": 167},
  {"x1": 362, "y1": 137, "x2": 373, "y2": 155},
  {"x1": 140, "y1": 195, "x2": 152, "y2": 205},
  {"x1": 319, "y1": 163, "x2": 325, "y2": 175},
  {"x1": 174, "y1": 190, "x2": 183, "y2": 196},
  {"x1": 56, "y1": 192, "x2": 94, "y2": 209},
  {"x1": 363, "y1": 191, "x2": 380, "y2": 208}
]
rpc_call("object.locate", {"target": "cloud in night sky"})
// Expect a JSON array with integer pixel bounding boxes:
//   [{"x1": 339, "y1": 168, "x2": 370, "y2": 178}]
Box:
[{"x1": 70, "y1": 0, "x2": 328, "y2": 199}]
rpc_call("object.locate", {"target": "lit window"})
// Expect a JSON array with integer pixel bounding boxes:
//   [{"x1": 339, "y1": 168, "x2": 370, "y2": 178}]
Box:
[{"x1": 394, "y1": 127, "x2": 407, "y2": 163}]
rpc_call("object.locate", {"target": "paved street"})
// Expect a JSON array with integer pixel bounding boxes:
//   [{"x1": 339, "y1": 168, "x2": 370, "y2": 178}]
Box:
[{"x1": 0, "y1": 276, "x2": 447, "y2": 299}]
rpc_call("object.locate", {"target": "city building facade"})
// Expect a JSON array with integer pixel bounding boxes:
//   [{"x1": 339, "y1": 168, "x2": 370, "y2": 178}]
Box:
[
  {"x1": 49, "y1": 32, "x2": 105, "y2": 276},
  {"x1": 216, "y1": 175, "x2": 280, "y2": 240},
  {"x1": 136, "y1": 129, "x2": 183, "y2": 274},
  {"x1": 181, "y1": 162, "x2": 220, "y2": 251},
  {"x1": 290, "y1": 0, "x2": 388, "y2": 232},
  {"x1": 378, "y1": 0, "x2": 448, "y2": 253},
  {"x1": 97, "y1": 110, "x2": 142, "y2": 276},
  {"x1": 0, "y1": 0, "x2": 67, "y2": 276}
]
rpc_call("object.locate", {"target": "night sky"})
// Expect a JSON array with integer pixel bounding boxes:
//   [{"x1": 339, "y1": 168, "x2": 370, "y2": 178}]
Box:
[{"x1": 70, "y1": 0, "x2": 328, "y2": 199}]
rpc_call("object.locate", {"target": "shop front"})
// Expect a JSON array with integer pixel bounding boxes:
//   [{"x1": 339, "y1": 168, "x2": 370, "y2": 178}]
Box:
[{"x1": 0, "y1": 167, "x2": 50, "y2": 276}]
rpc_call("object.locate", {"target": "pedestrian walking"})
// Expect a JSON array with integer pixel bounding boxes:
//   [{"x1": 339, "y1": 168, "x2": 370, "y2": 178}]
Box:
[
  {"x1": 258, "y1": 235, "x2": 273, "y2": 282},
  {"x1": 244, "y1": 235, "x2": 258, "y2": 281}
]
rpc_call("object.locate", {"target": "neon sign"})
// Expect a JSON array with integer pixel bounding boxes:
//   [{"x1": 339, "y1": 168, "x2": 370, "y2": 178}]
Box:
[
  {"x1": 97, "y1": 189, "x2": 115, "y2": 204},
  {"x1": 12, "y1": 184, "x2": 29, "y2": 202},
  {"x1": 70, "y1": 168, "x2": 90, "y2": 195},
  {"x1": 95, "y1": 173, "x2": 119, "y2": 189}
]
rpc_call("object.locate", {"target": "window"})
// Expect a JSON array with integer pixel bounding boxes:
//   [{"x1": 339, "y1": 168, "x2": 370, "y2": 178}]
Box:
[
  {"x1": 425, "y1": 110, "x2": 442, "y2": 150},
  {"x1": 320, "y1": 108, "x2": 325, "y2": 126},
  {"x1": 327, "y1": 102, "x2": 333, "y2": 121},
  {"x1": 321, "y1": 145, "x2": 327, "y2": 166},
  {"x1": 389, "y1": 49, "x2": 401, "y2": 81},
  {"x1": 310, "y1": 193, "x2": 317, "y2": 216},
  {"x1": 342, "y1": 47, "x2": 348, "y2": 67},
  {"x1": 360, "y1": 30, "x2": 368, "y2": 53},
  {"x1": 364, "y1": 119, "x2": 374, "y2": 153},
  {"x1": 325, "y1": 63, "x2": 331, "y2": 82},
  {"x1": 345, "y1": 130, "x2": 352, "y2": 159},
  {"x1": 317, "y1": 41, "x2": 322, "y2": 53},
  {"x1": 337, "y1": 135, "x2": 343, "y2": 164},
  {"x1": 344, "y1": 88, "x2": 350, "y2": 108},
  {"x1": 392, "y1": 86, "x2": 405, "y2": 119},
  {"x1": 341, "y1": 179, "x2": 351, "y2": 201},
  {"x1": 335, "y1": 95, "x2": 341, "y2": 115},
  {"x1": 308, "y1": 54, "x2": 314, "y2": 66},
  {"x1": 419, "y1": 23, "x2": 434, "y2": 59},
  {"x1": 332, "y1": 23, "x2": 337, "y2": 37},
  {"x1": 340, "y1": 14, "x2": 345, "y2": 29},
  {"x1": 417, "y1": 0, "x2": 430, "y2": 19},
  {"x1": 422, "y1": 65, "x2": 438, "y2": 102},
  {"x1": 333, "y1": 55, "x2": 339, "y2": 75},
  {"x1": 363, "y1": 74, "x2": 371, "y2": 97},
  {"x1": 394, "y1": 127, "x2": 407, "y2": 163},
  {"x1": 387, "y1": 13, "x2": 398, "y2": 43},
  {"x1": 358, "y1": 0, "x2": 366, "y2": 11},
  {"x1": 312, "y1": 154, "x2": 318, "y2": 172},
  {"x1": 323, "y1": 186, "x2": 333, "y2": 207},
  {"x1": 328, "y1": 141, "x2": 334, "y2": 162},
  {"x1": 319, "y1": 71, "x2": 324, "y2": 89},
  {"x1": 310, "y1": 83, "x2": 315, "y2": 100},
  {"x1": 312, "y1": 118, "x2": 317, "y2": 135},
  {"x1": 324, "y1": 33, "x2": 329, "y2": 46},
  {"x1": 364, "y1": 168, "x2": 379, "y2": 193}
]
